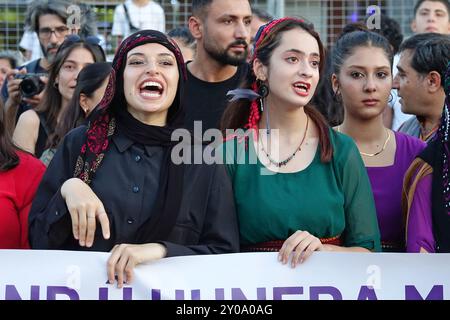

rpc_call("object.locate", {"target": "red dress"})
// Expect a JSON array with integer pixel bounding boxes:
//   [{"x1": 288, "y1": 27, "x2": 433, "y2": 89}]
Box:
[{"x1": 0, "y1": 151, "x2": 45, "y2": 248}]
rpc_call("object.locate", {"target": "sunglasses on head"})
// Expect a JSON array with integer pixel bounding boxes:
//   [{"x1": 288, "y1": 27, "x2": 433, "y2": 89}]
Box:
[
  {"x1": 64, "y1": 34, "x2": 102, "y2": 46},
  {"x1": 57, "y1": 34, "x2": 104, "y2": 58}
]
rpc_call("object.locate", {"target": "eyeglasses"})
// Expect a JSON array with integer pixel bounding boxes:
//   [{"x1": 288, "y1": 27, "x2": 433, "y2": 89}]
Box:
[{"x1": 38, "y1": 26, "x2": 70, "y2": 39}]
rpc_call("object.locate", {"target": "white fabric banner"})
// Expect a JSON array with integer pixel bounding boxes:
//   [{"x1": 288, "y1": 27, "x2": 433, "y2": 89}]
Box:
[{"x1": 1, "y1": 250, "x2": 449, "y2": 300}]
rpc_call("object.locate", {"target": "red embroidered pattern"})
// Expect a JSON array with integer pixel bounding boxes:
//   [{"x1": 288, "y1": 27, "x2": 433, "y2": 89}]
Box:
[{"x1": 241, "y1": 235, "x2": 343, "y2": 252}]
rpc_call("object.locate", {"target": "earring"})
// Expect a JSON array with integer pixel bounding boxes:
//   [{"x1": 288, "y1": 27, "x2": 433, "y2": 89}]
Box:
[
  {"x1": 257, "y1": 82, "x2": 270, "y2": 134},
  {"x1": 53, "y1": 82, "x2": 59, "y2": 89},
  {"x1": 388, "y1": 92, "x2": 394, "y2": 104},
  {"x1": 265, "y1": 99, "x2": 270, "y2": 135},
  {"x1": 333, "y1": 89, "x2": 342, "y2": 102},
  {"x1": 258, "y1": 83, "x2": 269, "y2": 98},
  {"x1": 444, "y1": 105, "x2": 449, "y2": 142}
]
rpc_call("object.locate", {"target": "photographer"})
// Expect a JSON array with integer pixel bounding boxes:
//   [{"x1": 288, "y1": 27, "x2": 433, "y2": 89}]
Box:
[
  {"x1": 0, "y1": 51, "x2": 24, "y2": 89},
  {"x1": 1, "y1": 0, "x2": 97, "y2": 133}
]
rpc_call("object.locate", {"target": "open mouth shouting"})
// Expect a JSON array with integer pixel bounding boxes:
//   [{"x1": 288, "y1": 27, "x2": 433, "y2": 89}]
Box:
[
  {"x1": 139, "y1": 78, "x2": 165, "y2": 99},
  {"x1": 293, "y1": 81, "x2": 311, "y2": 97}
]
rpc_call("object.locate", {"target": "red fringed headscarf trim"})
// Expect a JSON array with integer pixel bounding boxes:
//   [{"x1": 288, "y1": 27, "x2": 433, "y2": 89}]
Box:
[
  {"x1": 252, "y1": 17, "x2": 304, "y2": 61},
  {"x1": 245, "y1": 82, "x2": 261, "y2": 130}
]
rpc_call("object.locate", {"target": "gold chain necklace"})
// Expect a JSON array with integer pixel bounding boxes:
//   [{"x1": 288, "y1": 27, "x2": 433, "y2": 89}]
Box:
[
  {"x1": 259, "y1": 116, "x2": 309, "y2": 167},
  {"x1": 337, "y1": 126, "x2": 391, "y2": 157}
]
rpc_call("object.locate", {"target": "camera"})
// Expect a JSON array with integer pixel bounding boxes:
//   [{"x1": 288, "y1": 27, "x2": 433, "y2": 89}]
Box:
[{"x1": 15, "y1": 73, "x2": 46, "y2": 98}]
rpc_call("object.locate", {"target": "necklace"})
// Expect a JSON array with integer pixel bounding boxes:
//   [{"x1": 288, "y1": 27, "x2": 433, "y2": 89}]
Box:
[
  {"x1": 259, "y1": 116, "x2": 309, "y2": 167},
  {"x1": 337, "y1": 126, "x2": 391, "y2": 157}
]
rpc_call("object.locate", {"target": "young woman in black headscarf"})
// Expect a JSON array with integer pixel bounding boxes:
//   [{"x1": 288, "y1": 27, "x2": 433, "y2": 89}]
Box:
[{"x1": 29, "y1": 30, "x2": 239, "y2": 287}]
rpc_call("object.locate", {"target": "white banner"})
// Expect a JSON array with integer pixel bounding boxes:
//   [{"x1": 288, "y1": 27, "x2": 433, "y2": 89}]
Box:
[{"x1": 1, "y1": 250, "x2": 449, "y2": 300}]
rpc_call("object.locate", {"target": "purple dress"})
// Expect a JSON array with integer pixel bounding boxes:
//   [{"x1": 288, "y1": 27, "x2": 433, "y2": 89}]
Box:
[
  {"x1": 366, "y1": 132, "x2": 426, "y2": 251},
  {"x1": 406, "y1": 174, "x2": 435, "y2": 253}
]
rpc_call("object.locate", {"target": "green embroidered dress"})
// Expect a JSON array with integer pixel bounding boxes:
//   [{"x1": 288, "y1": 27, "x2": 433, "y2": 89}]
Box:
[{"x1": 223, "y1": 129, "x2": 381, "y2": 251}]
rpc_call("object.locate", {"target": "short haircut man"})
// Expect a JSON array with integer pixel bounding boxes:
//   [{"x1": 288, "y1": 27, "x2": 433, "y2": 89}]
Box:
[
  {"x1": 411, "y1": 0, "x2": 450, "y2": 34},
  {"x1": 395, "y1": 33, "x2": 450, "y2": 141},
  {"x1": 185, "y1": 0, "x2": 252, "y2": 132}
]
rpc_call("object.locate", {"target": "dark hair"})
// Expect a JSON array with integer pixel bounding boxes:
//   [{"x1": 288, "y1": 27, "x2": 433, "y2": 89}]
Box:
[
  {"x1": 311, "y1": 48, "x2": 344, "y2": 126},
  {"x1": 25, "y1": 0, "x2": 71, "y2": 32},
  {"x1": 366, "y1": 14, "x2": 403, "y2": 55},
  {"x1": 25, "y1": 0, "x2": 97, "y2": 36},
  {"x1": 221, "y1": 18, "x2": 333, "y2": 162},
  {"x1": 168, "y1": 26, "x2": 196, "y2": 49},
  {"x1": 168, "y1": 27, "x2": 195, "y2": 44},
  {"x1": 321, "y1": 27, "x2": 394, "y2": 125},
  {"x1": 399, "y1": 33, "x2": 450, "y2": 86},
  {"x1": 332, "y1": 30, "x2": 394, "y2": 77},
  {"x1": 341, "y1": 22, "x2": 368, "y2": 34},
  {"x1": 314, "y1": 26, "x2": 389, "y2": 127},
  {"x1": 192, "y1": 0, "x2": 214, "y2": 19},
  {"x1": 414, "y1": 0, "x2": 450, "y2": 19},
  {"x1": 47, "y1": 62, "x2": 112, "y2": 149},
  {"x1": 251, "y1": 6, "x2": 274, "y2": 22},
  {"x1": 0, "y1": 51, "x2": 23, "y2": 69},
  {"x1": 36, "y1": 37, "x2": 106, "y2": 143},
  {"x1": 0, "y1": 99, "x2": 19, "y2": 171}
]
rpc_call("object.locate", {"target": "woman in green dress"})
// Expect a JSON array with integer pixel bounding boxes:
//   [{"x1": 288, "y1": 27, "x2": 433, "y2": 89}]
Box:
[{"x1": 221, "y1": 17, "x2": 381, "y2": 267}]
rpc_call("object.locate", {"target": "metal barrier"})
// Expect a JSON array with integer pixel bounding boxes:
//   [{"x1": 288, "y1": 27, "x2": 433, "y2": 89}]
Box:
[{"x1": 0, "y1": 0, "x2": 416, "y2": 58}]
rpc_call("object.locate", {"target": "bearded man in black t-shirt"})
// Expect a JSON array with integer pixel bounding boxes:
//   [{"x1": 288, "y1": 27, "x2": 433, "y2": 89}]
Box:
[{"x1": 184, "y1": 0, "x2": 252, "y2": 133}]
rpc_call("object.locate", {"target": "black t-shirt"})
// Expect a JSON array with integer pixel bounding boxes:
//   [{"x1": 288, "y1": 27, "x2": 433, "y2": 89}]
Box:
[{"x1": 183, "y1": 62, "x2": 249, "y2": 133}]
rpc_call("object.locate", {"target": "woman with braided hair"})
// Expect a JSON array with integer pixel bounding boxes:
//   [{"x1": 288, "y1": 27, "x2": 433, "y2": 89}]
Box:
[
  {"x1": 404, "y1": 62, "x2": 450, "y2": 253},
  {"x1": 28, "y1": 30, "x2": 239, "y2": 287},
  {"x1": 221, "y1": 17, "x2": 381, "y2": 267}
]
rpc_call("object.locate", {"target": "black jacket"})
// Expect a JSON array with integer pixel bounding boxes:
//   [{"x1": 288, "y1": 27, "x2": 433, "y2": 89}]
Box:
[{"x1": 29, "y1": 126, "x2": 240, "y2": 256}]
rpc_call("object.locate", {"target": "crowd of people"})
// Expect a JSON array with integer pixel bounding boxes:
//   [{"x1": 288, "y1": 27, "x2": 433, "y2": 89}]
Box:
[{"x1": 0, "y1": 0, "x2": 449, "y2": 287}]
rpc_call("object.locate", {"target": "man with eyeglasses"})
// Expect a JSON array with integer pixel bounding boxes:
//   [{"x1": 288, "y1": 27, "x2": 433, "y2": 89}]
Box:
[{"x1": 1, "y1": 0, "x2": 97, "y2": 129}]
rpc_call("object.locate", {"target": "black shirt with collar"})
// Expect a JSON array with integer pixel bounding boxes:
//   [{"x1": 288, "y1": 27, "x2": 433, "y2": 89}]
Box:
[{"x1": 29, "y1": 124, "x2": 240, "y2": 256}]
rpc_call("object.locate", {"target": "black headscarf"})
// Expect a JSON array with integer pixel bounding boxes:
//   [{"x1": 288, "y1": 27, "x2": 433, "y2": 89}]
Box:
[
  {"x1": 418, "y1": 61, "x2": 450, "y2": 252},
  {"x1": 73, "y1": 30, "x2": 187, "y2": 243}
]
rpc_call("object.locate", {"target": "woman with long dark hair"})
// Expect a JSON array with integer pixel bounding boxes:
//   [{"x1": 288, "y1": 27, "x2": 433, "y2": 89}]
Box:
[
  {"x1": 12, "y1": 36, "x2": 106, "y2": 158},
  {"x1": 221, "y1": 18, "x2": 381, "y2": 267},
  {"x1": 41, "y1": 62, "x2": 112, "y2": 166},
  {"x1": 0, "y1": 99, "x2": 45, "y2": 248},
  {"x1": 331, "y1": 30, "x2": 425, "y2": 252},
  {"x1": 29, "y1": 30, "x2": 239, "y2": 287}
]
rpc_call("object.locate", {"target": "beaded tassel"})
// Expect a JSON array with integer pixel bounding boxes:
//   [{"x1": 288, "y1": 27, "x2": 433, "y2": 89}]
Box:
[
  {"x1": 245, "y1": 82, "x2": 261, "y2": 130},
  {"x1": 442, "y1": 62, "x2": 450, "y2": 214}
]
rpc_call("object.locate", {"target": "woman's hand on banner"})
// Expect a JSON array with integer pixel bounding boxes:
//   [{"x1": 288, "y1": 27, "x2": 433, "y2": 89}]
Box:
[
  {"x1": 107, "y1": 243, "x2": 167, "y2": 288},
  {"x1": 278, "y1": 230, "x2": 324, "y2": 268}
]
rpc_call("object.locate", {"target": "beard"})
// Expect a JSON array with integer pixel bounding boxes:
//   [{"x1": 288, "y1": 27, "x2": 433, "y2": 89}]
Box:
[
  {"x1": 40, "y1": 42, "x2": 59, "y2": 63},
  {"x1": 204, "y1": 38, "x2": 248, "y2": 66}
]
